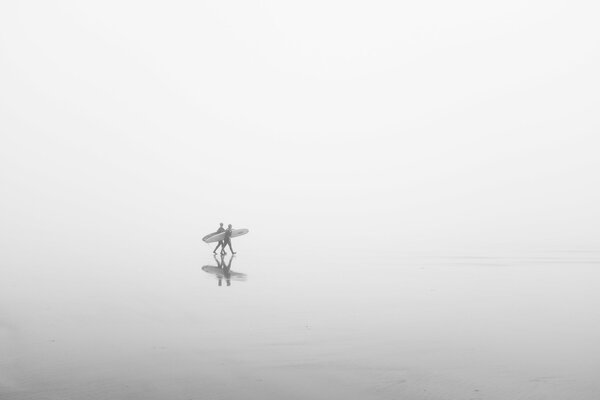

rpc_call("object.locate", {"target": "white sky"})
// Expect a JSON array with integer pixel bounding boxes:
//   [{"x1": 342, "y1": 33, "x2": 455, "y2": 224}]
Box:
[{"x1": 1, "y1": 1, "x2": 599, "y2": 252}]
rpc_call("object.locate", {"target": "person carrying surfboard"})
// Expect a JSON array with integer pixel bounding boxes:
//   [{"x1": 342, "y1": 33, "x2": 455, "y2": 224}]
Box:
[
  {"x1": 221, "y1": 224, "x2": 236, "y2": 255},
  {"x1": 213, "y1": 223, "x2": 226, "y2": 254}
]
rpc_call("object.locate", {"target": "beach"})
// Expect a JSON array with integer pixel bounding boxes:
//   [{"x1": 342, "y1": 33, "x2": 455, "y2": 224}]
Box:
[
  {"x1": 2, "y1": 0, "x2": 600, "y2": 397},
  {"x1": 2, "y1": 241, "x2": 599, "y2": 400}
]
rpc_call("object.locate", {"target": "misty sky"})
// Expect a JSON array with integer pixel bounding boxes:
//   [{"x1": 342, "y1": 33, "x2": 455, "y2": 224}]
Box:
[{"x1": 1, "y1": 1, "x2": 599, "y2": 253}]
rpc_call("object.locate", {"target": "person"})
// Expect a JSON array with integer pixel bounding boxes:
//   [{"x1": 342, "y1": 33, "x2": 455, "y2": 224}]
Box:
[
  {"x1": 213, "y1": 223, "x2": 226, "y2": 254},
  {"x1": 221, "y1": 224, "x2": 236, "y2": 255}
]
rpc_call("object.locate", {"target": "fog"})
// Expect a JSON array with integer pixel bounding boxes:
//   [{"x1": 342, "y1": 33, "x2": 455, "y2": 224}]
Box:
[
  {"x1": 2, "y1": 0, "x2": 599, "y2": 254},
  {"x1": 1, "y1": 1, "x2": 600, "y2": 399}
]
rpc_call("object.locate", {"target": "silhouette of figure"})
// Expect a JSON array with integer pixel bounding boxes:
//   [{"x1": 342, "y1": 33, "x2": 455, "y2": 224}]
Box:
[
  {"x1": 213, "y1": 223, "x2": 226, "y2": 254},
  {"x1": 221, "y1": 224, "x2": 236, "y2": 255}
]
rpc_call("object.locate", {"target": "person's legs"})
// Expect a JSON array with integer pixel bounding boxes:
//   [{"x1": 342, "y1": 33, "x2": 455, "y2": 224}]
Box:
[
  {"x1": 226, "y1": 239, "x2": 236, "y2": 254},
  {"x1": 213, "y1": 241, "x2": 223, "y2": 254}
]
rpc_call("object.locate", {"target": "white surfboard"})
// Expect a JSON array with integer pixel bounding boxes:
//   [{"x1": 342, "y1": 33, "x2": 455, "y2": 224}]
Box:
[{"x1": 202, "y1": 228, "x2": 249, "y2": 243}]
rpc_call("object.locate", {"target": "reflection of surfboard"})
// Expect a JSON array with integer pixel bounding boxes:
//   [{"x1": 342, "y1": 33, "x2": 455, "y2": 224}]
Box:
[
  {"x1": 202, "y1": 266, "x2": 247, "y2": 281},
  {"x1": 202, "y1": 229, "x2": 249, "y2": 243}
]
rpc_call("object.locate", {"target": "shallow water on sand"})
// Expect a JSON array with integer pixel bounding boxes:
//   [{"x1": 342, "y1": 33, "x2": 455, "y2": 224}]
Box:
[{"x1": 2, "y1": 245, "x2": 600, "y2": 399}]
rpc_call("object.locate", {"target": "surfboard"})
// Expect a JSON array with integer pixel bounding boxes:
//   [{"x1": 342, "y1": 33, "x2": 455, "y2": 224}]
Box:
[
  {"x1": 202, "y1": 231, "x2": 221, "y2": 242},
  {"x1": 202, "y1": 266, "x2": 247, "y2": 281},
  {"x1": 202, "y1": 228, "x2": 249, "y2": 243}
]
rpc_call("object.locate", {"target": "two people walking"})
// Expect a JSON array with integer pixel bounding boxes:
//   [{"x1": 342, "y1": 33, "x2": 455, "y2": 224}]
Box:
[{"x1": 213, "y1": 223, "x2": 236, "y2": 255}]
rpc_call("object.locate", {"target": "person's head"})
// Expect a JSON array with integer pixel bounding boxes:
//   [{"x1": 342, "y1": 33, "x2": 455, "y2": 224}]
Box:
[
  {"x1": 220, "y1": 222, "x2": 223, "y2": 227},
  {"x1": 228, "y1": 224, "x2": 232, "y2": 229}
]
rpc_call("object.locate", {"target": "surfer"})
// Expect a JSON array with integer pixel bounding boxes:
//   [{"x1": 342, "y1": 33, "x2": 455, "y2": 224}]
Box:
[
  {"x1": 213, "y1": 223, "x2": 226, "y2": 254},
  {"x1": 221, "y1": 224, "x2": 236, "y2": 255}
]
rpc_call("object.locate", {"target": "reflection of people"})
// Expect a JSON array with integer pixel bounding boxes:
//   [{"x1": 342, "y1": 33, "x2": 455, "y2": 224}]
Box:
[
  {"x1": 213, "y1": 223, "x2": 226, "y2": 254},
  {"x1": 222, "y1": 254, "x2": 233, "y2": 286},
  {"x1": 221, "y1": 224, "x2": 236, "y2": 255},
  {"x1": 214, "y1": 253, "x2": 234, "y2": 286},
  {"x1": 214, "y1": 254, "x2": 224, "y2": 286}
]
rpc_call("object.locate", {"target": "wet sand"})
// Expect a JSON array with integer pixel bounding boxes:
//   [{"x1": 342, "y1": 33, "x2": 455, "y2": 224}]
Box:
[{"x1": 2, "y1": 247, "x2": 599, "y2": 399}]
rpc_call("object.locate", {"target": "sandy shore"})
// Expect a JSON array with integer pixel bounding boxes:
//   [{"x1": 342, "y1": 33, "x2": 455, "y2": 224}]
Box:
[{"x1": 2, "y1": 250, "x2": 599, "y2": 399}]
